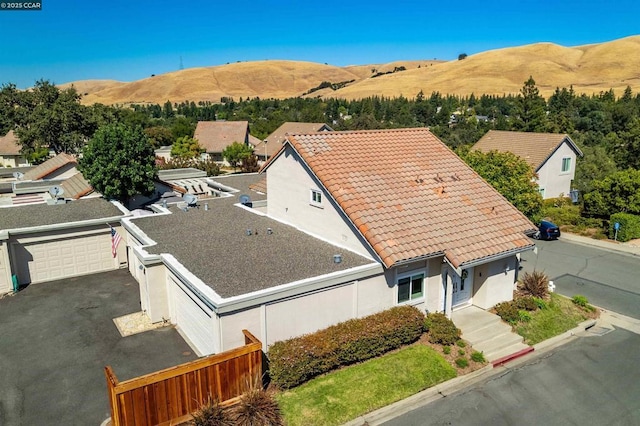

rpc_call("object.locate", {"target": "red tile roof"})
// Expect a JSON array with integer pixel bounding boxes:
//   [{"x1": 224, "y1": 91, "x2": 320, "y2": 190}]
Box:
[
  {"x1": 285, "y1": 128, "x2": 536, "y2": 268},
  {"x1": 23, "y1": 153, "x2": 76, "y2": 181},
  {"x1": 60, "y1": 172, "x2": 93, "y2": 199},
  {"x1": 0, "y1": 130, "x2": 21, "y2": 155},
  {"x1": 472, "y1": 130, "x2": 583, "y2": 171},
  {"x1": 255, "y1": 122, "x2": 332, "y2": 158},
  {"x1": 194, "y1": 121, "x2": 250, "y2": 154}
]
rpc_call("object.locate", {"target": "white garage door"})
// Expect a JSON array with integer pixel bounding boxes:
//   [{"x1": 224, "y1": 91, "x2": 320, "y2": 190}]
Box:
[
  {"x1": 172, "y1": 279, "x2": 217, "y2": 355},
  {"x1": 15, "y1": 233, "x2": 115, "y2": 284}
]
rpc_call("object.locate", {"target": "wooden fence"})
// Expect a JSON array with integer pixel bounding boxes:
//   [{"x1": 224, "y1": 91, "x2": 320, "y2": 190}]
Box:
[{"x1": 105, "y1": 330, "x2": 263, "y2": 426}]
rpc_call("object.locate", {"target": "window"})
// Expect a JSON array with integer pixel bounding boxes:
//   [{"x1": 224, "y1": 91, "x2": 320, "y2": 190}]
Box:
[
  {"x1": 397, "y1": 273, "x2": 424, "y2": 303},
  {"x1": 310, "y1": 189, "x2": 322, "y2": 205},
  {"x1": 561, "y1": 157, "x2": 571, "y2": 173}
]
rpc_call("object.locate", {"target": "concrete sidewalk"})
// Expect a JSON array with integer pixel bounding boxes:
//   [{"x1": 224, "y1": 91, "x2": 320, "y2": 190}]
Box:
[{"x1": 560, "y1": 232, "x2": 640, "y2": 256}]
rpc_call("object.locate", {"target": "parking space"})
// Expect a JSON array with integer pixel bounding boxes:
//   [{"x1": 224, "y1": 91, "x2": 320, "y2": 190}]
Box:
[{"x1": 0, "y1": 269, "x2": 198, "y2": 426}]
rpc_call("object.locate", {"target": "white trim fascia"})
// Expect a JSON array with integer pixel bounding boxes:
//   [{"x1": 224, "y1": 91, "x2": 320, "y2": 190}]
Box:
[
  {"x1": 0, "y1": 214, "x2": 128, "y2": 239},
  {"x1": 214, "y1": 262, "x2": 383, "y2": 314},
  {"x1": 460, "y1": 245, "x2": 535, "y2": 269},
  {"x1": 234, "y1": 202, "x2": 267, "y2": 216},
  {"x1": 110, "y1": 200, "x2": 130, "y2": 215}
]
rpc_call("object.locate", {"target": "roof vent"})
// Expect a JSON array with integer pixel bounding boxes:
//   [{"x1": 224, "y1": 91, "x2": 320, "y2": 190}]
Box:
[
  {"x1": 266, "y1": 228, "x2": 273, "y2": 235},
  {"x1": 246, "y1": 229, "x2": 252, "y2": 236},
  {"x1": 333, "y1": 254, "x2": 342, "y2": 264}
]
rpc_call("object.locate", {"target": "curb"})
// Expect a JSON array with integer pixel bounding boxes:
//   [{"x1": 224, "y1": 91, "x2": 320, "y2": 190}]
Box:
[
  {"x1": 560, "y1": 233, "x2": 640, "y2": 257},
  {"x1": 344, "y1": 317, "x2": 600, "y2": 426}
]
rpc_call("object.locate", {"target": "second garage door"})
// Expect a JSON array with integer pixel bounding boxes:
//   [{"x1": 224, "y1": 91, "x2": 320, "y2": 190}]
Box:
[{"x1": 14, "y1": 232, "x2": 116, "y2": 284}]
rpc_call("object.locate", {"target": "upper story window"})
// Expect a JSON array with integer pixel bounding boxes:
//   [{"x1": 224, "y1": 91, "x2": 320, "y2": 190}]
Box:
[
  {"x1": 561, "y1": 157, "x2": 571, "y2": 173},
  {"x1": 310, "y1": 189, "x2": 322, "y2": 206},
  {"x1": 397, "y1": 272, "x2": 424, "y2": 303}
]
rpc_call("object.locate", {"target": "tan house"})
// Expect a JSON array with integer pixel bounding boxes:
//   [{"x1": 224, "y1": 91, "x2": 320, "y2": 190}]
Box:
[
  {"x1": 123, "y1": 128, "x2": 535, "y2": 357},
  {"x1": 472, "y1": 130, "x2": 584, "y2": 199},
  {"x1": 193, "y1": 121, "x2": 260, "y2": 164},
  {"x1": 253, "y1": 122, "x2": 332, "y2": 161},
  {"x1": 0, "y1": 131, "x2": 29, "y2": 168}
]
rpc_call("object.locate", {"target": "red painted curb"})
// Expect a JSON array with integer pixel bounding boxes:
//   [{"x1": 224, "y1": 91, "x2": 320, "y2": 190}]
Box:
[{"x1": 492, "y1": 346, "x2": 534, "y2": 367}]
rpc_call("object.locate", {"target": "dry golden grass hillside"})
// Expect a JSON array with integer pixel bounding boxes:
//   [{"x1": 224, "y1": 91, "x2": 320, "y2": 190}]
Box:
[{"x1": 65, "y1": 36, "x2": 640, "y2": 105}]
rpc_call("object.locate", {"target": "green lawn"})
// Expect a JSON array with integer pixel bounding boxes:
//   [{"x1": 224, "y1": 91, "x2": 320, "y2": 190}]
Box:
[
  {"x1": 276, "y1": 345, "x2": 456, "y2": 426},
  {"x1": 515, "y1": 293, "x2": 595, "y2": 345}
]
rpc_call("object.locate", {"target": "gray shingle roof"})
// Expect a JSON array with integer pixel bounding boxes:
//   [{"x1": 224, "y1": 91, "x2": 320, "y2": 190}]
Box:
[
  {"x1": 131, "y1": 174, "x2": 372, "y2": 298},
  {"x1": 0, "y1": 197, "x2": 124, "y2": 231}
]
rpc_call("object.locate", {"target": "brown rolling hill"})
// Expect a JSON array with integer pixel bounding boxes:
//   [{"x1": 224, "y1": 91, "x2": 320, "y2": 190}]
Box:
[{"x1": 64, "y1": 36, "x2": 640, "y2": 105}]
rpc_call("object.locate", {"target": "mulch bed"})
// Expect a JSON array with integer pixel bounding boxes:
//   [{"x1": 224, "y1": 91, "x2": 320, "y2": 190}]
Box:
[{"x1": 417, "y1": 334, "x2": 487, "y2": 375}]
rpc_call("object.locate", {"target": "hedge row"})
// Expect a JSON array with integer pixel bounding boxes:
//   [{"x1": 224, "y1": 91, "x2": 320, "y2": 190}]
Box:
[
  {"x1": 267, "y1": 305, "x2": 425, "y2": 389},
  {"x1": 609, "y1": 212, "x2": 640, "y2": 242}
]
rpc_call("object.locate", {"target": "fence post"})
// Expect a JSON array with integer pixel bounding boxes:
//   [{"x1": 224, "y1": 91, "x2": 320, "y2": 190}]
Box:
[{"x1": 104, "y1": 366, "x2": 120, "y2": 426}]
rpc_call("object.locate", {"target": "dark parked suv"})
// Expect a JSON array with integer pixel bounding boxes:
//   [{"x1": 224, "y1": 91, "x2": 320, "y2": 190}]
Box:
[{"x1": 534, "y1": 220, "x2": 561, "y2": 240}]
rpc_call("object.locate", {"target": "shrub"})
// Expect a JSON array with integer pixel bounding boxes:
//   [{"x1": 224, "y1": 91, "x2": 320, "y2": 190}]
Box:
[
  {"x1": 518, "y1": 310, "x2": 532, "y2": 322},
  {"x1": 456, "y1": 340, "x2": 466, "y2": 348},
  {"x1": 519, "y1": 271, "x2": 549, "y2": 298},
  {"x1": 515, "y1": 296, "x2": 538, "y2": 311},
  {"x1": 230, "y1": 388, "x2": 283, "y2": 426},
  {"x1": 458, "y1": 349, "x2": 466, "y2": 356},
  {"x1": 443, "y1": 346, "x2": 451, "y2": 355},
  {"x1": 268, "y1": 305, "x2": 425, "y2": 389},
  {"x1": 609, "y1": 212, "x2": 640, "y2": 242},
  {"x1": 191, "y1": 397, "x2": 233, "y2": 426},
  {"x1": 471, "y1": 351, "x2": 485, "y2": 363},
  {"x1": 572, "y1": 294, "x2": 589, "y2": 308},
  {"x1": 425, "y1": 312, "x2": 461, "y2": 345},
  {"x1": 455, "y1": 357, "x2": 469, "y2": 368},
  {"x1": 532, "y1": 297, "x2": 548, "y2": 310},
  {"x1": 495, "y1": 301, "x2": 519, "y2": 324}
]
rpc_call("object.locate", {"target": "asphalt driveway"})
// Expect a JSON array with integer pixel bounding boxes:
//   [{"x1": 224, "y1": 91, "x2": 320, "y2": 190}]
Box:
[{"x1": 0, "y1": 269, "x2": 198, "y2": 426}]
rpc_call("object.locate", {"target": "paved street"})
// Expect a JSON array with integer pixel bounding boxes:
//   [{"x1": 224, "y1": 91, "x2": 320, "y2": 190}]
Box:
[
  {"x1": 520, "y1": 237, "x2": 640, "y2": 317},
  {"x1": 383, "y1": 328, "x2": 640, "y2": 426},
  {"x1": 0, "y1": 269, "x2": 197, "y2": 426}
]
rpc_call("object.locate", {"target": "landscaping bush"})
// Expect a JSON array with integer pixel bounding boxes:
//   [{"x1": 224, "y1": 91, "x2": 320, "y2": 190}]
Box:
[
  {"x1": 471, "y1": 351, "x2": 485, "y2": 363},
  {"x1": 456, "y1": 340, "x2": 466, "y2": 348},
  {"x1": 191, "y1": 397, "x2": 233, "y2": 426},
  {"x1": 532, "y1": 297, "x2": 548, "y2": 310},
  {"x1": 425, "y1": 312, "x2": 461, "y2": 345},
  {"x1": 518, "y1": 310, "x2": 532, "y2": 322},
  {"x1": 494, "y1": 301, "x2": 519, "y2": 324},
  {"x1": 609, "y1": 212, "x2": 640, "y2": 242},
  {"x1": 455, "y1": 357, "x2": 469, "y2": 368},
  {"x1": 231, "y1": 388, "x2": 283, "y2": 426},
  {"x1": 519, "y1": 271, "x2": 549, "y2": 298},
  {"x1": 442, "y1": 346, "x2": 451, "y2": 355},
  {"x1": 458, "y1": 349, "x2": 466, "y2": 356},
  {"x1": 515, "y1": 296, "x2": 538, "y2": 311},
  {"x1": 268, "y1": 306, "x2": 425, "y2": 389},
  {"x1": 572, "y1": 294, "x2": 589, "y2": 308}
]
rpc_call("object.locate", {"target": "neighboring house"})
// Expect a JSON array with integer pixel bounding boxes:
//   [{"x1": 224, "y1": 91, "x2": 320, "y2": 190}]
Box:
[
  {"x1": 472, "y1": 130, "x2": 584, "y2": 199},
  {"x1": 0, "y1": 130, "x2": 29, "y2": 168},
  {"x1": 193, "y1": 121, "x2": 257, "y2": 164},
  {"x1": 22, "y1": 153, "x2": 78, "y2": 181},
  {"x1": 123, "y1": 128, "x2": 536, "y2": 357},
  {"x1": 253, "y1": 122, "x2": 333, "y2": 161},
  {"x1": 0, "y1": 198, "x2": 128, "y2": 293}
]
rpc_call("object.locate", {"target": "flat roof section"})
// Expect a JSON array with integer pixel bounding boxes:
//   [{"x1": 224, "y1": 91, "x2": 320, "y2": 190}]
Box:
[
  {"x1": 132, "y1": 177, "x2": 373, "y2": 298},
  {"x1": 0, "y1": 197, "x2": 124, "y2": 230}
]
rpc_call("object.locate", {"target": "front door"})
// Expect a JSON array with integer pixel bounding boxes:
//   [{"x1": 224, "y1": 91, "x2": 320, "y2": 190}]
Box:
[{"x1": 451, "y1": 269, "x2": 471, "y2": 306}]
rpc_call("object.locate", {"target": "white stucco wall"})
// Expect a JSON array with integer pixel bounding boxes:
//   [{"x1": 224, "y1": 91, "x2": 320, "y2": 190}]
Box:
[
  {"x1": 471, "y1": 256, "x2": 517, "y2": 309},
  {"x1": 536, "y1": 141, "x2": 578, "y2": 199},
  {"x1": 266, "y1": 146, "x2": 372, "y2": 258},
  {"x1": 0, "y1": 241, "x2": 11, "y2": 293},
  {"x1": 219, "y1": 306, "x2": 262, "y2": 352},
  {"x1": 0, "y1": 156, "x2": 29, "y2": 168}
]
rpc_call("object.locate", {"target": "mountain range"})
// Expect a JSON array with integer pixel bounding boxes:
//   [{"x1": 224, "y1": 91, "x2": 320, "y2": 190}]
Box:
[{"x1": 60, "y1": 36, "x2": 640, "y2": 105}]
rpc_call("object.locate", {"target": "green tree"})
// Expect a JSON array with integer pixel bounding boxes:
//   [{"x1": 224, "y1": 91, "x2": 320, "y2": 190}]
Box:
[
  {"x1": 583, "y1": 169, "x2": 640, "y2": 217},
  {"x1": 460, "y1": 149, "x2": 543, "y2": 220},
  {"x1": 515, "y1": 76, "x2": 547, "y2": 132},
  {"x1": 13, "y1": 80, "x2": 94, "y2": 156},
  {"x1": 170, "y1": 136, "x2": 204, "y2": 159},
  {"x1": 78, "y1": 124, "x2": 157, "y2": 205},
  {"x1": 144, "y1": 126, "x2": 174, "y2": 148},
  {"x1": 222, "y1": 141, "x2": 253, "y2": 170},
  {"x1": 573, "y1": 145, "x2": 618, "y2": 194}
]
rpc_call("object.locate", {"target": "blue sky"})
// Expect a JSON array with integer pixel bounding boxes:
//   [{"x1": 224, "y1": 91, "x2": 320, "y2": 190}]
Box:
[{"x1": 1, "y1": 0, "x2": 638, "y2": 88}]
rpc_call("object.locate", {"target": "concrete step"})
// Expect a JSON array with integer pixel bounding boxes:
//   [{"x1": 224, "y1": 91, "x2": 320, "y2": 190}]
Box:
[
  {"x1": 463, "y1": 321, "x2": 514, "y2": 344},
  {"x1": 453, "y1": 311, "x2": 502, "y2": 334},
  {"x1": 485, "y1": 342, "x2": 531, "y2": 362},
  {"x1": 472, "y1": 331, "x2": 524, "y2": 356}
]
